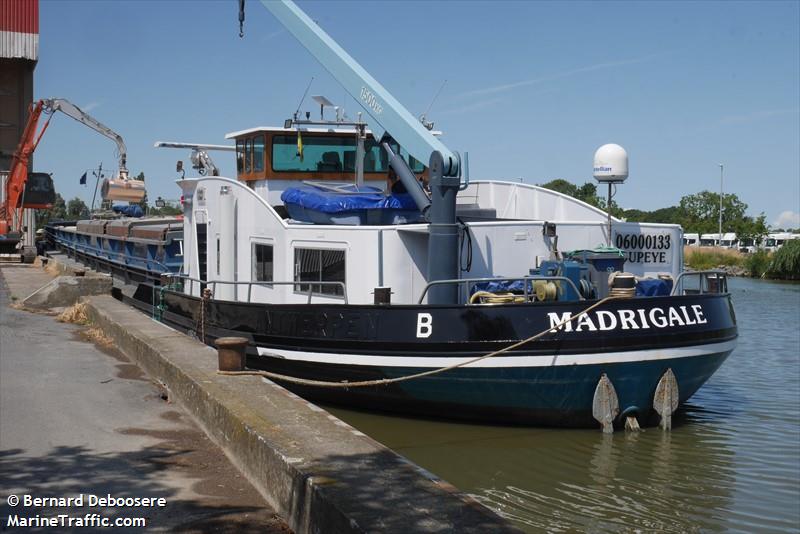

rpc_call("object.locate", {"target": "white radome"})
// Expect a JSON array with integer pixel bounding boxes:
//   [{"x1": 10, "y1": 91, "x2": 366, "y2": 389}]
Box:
[{"x1": 593, "y1": 144, "x2": 628, "y2": 183}]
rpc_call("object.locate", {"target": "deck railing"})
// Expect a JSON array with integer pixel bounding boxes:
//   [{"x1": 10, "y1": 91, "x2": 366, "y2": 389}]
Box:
[
  {"x1": 671, "y1": 270, "x2": 728, "y2": 296},
  {"x1": 162, "y1": 273, "x2": 349, "y2": 304}
]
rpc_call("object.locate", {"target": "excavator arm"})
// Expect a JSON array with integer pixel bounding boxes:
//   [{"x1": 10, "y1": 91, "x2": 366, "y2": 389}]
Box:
[
  {"x1": 0, "y1": 100, "x2": 48, "y2": 237},
  {"x1": 42, "y1": 99, "x2": 128, "y2": 179},
  {"x1": 2, "y1": 97, "x2": 133, "y2": 242}
]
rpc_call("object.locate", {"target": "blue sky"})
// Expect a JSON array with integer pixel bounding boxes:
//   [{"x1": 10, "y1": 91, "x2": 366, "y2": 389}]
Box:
[{"x1": 34, "y1": 0, "x2": 799, "y2": 228}]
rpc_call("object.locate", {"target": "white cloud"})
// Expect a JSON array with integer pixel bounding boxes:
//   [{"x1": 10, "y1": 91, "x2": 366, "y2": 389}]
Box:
[
  {"x1": 457, "y1": 53, "x2": 665, "y2": 99},
  {"x1": 773, "y1": 210, "x2": 800, "y2": 229},
  {"x1": 82, "y1": 101, "x2": 101, "y2": 112},
  {"x1": 439, "y1": 97, "x2": 505, "y2": 115},
  {"x1": 261, "y1": 29, "x2": 285, "y2": 42},
  {"x1": 720, "y1": 108, "x2": 799, "y2": 125}
]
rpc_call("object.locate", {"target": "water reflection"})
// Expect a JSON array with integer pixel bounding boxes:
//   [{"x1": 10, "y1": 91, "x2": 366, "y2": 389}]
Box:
[{"x1": 327, "y1": 278, "x2": 800, "y2": 532}]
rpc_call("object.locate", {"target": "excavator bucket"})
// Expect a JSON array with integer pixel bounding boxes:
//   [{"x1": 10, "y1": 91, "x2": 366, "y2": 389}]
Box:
[{"x1": 21, "y1": 172, "x2": 56, "y2": 208}]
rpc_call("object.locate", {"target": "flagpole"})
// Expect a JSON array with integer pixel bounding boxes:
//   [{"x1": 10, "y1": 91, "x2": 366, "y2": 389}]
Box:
[{"x1": 90, "y1": 162, "x2": 103, "y2": 213}]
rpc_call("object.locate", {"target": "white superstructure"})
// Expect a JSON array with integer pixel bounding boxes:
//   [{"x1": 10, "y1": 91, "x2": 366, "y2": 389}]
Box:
[{"x1": 178, "y1": 175, "x2": 683, "y2": 305}]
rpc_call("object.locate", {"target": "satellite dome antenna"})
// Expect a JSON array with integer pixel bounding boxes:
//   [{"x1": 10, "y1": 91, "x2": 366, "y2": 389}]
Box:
[{"x1": 593, "y1": 144, "x2": 628, "y2": 246}]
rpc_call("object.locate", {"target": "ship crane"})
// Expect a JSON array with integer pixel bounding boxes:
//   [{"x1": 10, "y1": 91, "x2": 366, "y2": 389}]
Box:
[
  {"x1": 257, "y1": 0, "x2": 469, "y2": 304},
  {"x1": 154, "y1": 141, "x2": 235, "y2": 177}
]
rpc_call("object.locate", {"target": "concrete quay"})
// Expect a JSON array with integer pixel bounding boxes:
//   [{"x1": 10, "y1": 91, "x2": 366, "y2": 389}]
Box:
[
  {"x1": 0, "y1": 264, "x2": 291, "y2": 533},
  {"x1": 4, "y1": 260, "x2": 521, "y2": 533}
]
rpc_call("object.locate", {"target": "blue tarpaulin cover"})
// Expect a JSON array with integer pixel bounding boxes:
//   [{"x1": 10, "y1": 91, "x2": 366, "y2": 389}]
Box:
[
  {"x1": 112, "y1": 204, "x2": 144, "y2": 217},
  {"x1": 635, "y1": 278, "x2": 673, "y2": 296},
  {"x1": 281, "y1": 185, "x2": 419, "y2": 213},
  {"x1": 471, "y1": 280, "x2": 532, "y2": 295}
]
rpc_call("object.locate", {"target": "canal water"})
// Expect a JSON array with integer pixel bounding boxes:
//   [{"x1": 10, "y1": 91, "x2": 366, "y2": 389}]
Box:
[{"x1": 328, "y1": 277, "x2": 800, "y2": 533}]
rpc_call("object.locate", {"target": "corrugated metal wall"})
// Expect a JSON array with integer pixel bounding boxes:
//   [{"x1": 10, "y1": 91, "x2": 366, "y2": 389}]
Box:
[
  {"x1": 0, "y1": 0, "x2": 39, "y2": 61},
  {"x1": 1, "y1": 0, "x2": 37, "y2": 248}
]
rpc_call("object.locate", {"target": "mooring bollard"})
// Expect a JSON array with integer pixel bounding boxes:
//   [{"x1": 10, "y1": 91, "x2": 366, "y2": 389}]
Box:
[{"x1": 215, "y1": 336, "x2": 248, "y2": 372}]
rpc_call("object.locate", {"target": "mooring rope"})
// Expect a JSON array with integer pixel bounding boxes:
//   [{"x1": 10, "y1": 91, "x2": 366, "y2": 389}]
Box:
[{"x1": 218, "y1": 295, "x2": 622, "y2": 388}]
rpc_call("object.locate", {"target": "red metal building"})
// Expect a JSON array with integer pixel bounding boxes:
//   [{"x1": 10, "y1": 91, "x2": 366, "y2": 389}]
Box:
[{"x1": 1, "y1": 0, "x2": 39, "y2": 173}]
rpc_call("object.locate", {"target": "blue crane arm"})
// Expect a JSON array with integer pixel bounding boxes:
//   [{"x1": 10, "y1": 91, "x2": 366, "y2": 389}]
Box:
[{"x1": 259, "y1": 0, "x2": 460, "y2": 177}]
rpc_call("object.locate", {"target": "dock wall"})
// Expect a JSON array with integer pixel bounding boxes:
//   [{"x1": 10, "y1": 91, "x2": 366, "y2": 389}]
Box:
[{"x1": 82, "y1": 294, "x2": 520, "y2": 533}]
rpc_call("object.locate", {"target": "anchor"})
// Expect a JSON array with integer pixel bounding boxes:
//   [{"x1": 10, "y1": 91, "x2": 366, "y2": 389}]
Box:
[
  {"x1": 653, "y1": 368, "x2": 680, "y2": 430},
  {"x1": 621, "y1": 406, "x2": 641, "y2": 432},
  {"x1": 592, "y1": 373, "x2": 620, "y2": 433}
]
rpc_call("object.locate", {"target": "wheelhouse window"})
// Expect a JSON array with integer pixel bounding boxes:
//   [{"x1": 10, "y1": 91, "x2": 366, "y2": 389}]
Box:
[
  {"x1": 272, "y1": 135, "x2": 426, "y2": 174},
  {"x1": 273, "y1": 135, "x2": 354, "y2": 173},
  {"x1": 253, "y1": 135, "x2": 265, "y2": 172},
  {"x1": 252, "y1": 243, "x2": 273, "y2": 282},
  {"x1": 236, "y1": 140, "x2": 244, "y2": 173},
  {"x1": 244, "y1": 139, "x2": 252, "y2": 173},
  {"x1": 293, "y1": 248, "x2": 345, "y2": 296}
]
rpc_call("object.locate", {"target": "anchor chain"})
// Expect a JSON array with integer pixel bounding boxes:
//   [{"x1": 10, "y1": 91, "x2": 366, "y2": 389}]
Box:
[{"x1": 194, "y1": 288, "x2": 213, "y2": 342}]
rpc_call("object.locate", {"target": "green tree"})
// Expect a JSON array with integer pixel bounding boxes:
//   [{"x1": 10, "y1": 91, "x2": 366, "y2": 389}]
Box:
[
  {"x1": 133, "y1": 171, "x2": 148, "y2": 214},
  {"x1": 540, "y1": 179, "x2": 578, "y2": 197},
  {"x1": 575, "y1": 182, "x2": 601, "y2": 206},
  {"x1": 623, "y1": 206, "x2": 686, "y2": 225},
  {"x1": 36, "y1": 193, "x2": 68, "y2": 229},
  {"x1": 149, "y1": 199, "x2": 182, "y2": 216},
  {"x1": 678, "y1": 190, "x2": 767, "y2": 240},
  {"x1": 767, "y1": 239, "x2": 800, "y2": 280},
  {"x1": 541, "y1": 179, "x2": 624, "y2": 216},
  {"x1": 66, "y1": 197, "x2": 90, "y2": 220}
]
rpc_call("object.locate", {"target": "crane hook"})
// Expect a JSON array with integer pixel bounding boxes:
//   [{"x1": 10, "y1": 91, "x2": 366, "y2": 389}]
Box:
[{"x1": 238, "y1": 0, "x2": 245, "y2": 38}]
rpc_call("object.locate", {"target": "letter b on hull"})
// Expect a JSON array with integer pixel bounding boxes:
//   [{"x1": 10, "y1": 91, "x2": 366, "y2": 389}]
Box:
[{"x1": 416, "y1": 313, "x2": 433, "y2": 338}]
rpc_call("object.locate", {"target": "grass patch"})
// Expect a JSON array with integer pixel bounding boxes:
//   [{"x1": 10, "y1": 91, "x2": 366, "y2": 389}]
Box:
[
  {"x1": 744, "y1": 250, "x2": 771, "y2": 278},
  {"x1": 684, "y1": 246, "x2": 744, "y2": 270},
  {"x1": 44, "y1": 261, "x2": 62, "y2": 277},
  {"x1": 56, "y1": 301, "x2": 115, "y2": 346},
  {"x1": 767, "y1": 240, "x2": 800, "y2": 280},
  {"x1": 57, "y1": 301, "x2": 90, "y2": 325},
  {"x1": 82, "y1": 326, "x2": 115, "y2": 347}
]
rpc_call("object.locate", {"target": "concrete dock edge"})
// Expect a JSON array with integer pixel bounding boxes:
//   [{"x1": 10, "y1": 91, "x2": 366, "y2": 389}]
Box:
[{"x1": 83, "y1": 295, "x2": 521, "y2": 533}]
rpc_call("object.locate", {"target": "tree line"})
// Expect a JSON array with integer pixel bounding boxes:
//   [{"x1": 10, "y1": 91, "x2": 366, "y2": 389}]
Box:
[{"x1": 540, "y1": 179, "x2": 771, "y2": 240}]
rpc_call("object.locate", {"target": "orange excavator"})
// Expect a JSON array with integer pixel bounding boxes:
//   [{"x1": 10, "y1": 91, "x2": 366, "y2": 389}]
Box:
[{"x1": 0, "y1": 98, "x2": 141, "y2": 262}]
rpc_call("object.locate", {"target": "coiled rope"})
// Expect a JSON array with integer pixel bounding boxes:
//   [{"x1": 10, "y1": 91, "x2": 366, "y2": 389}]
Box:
[{"x1": 218, "y1": 295, "x2": 622, "y2": 388}]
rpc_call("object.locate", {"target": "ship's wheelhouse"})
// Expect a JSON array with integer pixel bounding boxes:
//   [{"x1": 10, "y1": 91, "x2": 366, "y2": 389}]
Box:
[{"x1": 227, "y1": 126, "x2": 428, "y2": 206}]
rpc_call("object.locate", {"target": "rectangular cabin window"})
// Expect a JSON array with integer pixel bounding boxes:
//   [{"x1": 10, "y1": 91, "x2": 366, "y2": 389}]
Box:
[
  {"x1": 293, "y1": 248, "x2": 345, "y2": 297},
  {"x1": 253, "y1": 135, "x2": 265, "y2": 172},
  {"x1": 272, "y1": 134, "x2": 426, "y2": 176},
  {"x1": 244, "y1": 139, "x2": 252, "y2": 173},
  {"x1": 273, "y1": 135, "x2": 355, "y2": 173},
  {"x1": 252, "y1": 243, "x2": 273, "y2": 282},
  {"x1": 236, "y1": 139, "x2": 244, "y2": 173}
]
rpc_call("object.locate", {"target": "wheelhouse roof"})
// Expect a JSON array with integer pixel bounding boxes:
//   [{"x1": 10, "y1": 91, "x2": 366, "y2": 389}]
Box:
[{"x1": 225, "y1": 126, "x2": 442, "y2": 139}]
